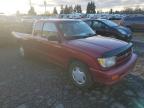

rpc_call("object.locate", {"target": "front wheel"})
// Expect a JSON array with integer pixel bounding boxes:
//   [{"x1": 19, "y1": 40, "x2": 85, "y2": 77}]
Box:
[{"x1": 69, "y1": 61, "x2": 94, "y2": 89}]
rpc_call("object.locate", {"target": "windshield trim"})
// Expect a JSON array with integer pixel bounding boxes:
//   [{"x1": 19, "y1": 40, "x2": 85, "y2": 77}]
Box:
[
  {"x1": 63, "y1": 33, "x2": 97, "y2": 40},
  {"x1": 58, "y1": 21, "x2": 96, "y2": 40}
]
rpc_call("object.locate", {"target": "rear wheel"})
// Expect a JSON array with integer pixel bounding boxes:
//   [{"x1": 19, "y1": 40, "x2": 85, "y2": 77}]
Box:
[
  {"x1": 19, "y1": 46, "x2": 30, "y2": 58},
  {"x1": 19, "y1": 46, "x2": 25, "y2": 57},
  {"x1": 69, "y1": 61, "x2": 94, "y2": 89}
]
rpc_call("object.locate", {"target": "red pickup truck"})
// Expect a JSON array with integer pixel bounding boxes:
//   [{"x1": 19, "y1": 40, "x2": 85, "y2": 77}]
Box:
[{"x1": 12, "y1": 19, "x2": 137, "y2": 89}]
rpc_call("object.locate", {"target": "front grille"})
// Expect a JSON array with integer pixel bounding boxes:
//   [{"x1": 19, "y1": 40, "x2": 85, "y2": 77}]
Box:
[{"x1": 116, "y1": 47, "x2": 132, "y2": 65}]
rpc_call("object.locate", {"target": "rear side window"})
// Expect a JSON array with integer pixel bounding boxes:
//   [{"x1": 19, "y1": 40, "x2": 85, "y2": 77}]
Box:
[
  {"x1": 33, "y1": 22, "x2": 43, "y2": 36},
  {"x1": 42, "y1": 22, "x2": 58, "y2": 39}
]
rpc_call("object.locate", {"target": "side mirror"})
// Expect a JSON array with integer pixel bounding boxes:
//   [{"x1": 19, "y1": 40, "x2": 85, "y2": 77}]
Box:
[{"x1": 48, "y1": 35, "x2": 59, "y2": 41}]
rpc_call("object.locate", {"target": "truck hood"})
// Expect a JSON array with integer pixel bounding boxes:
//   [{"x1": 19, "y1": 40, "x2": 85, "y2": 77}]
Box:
[{"x1": 67, "y1": 36, "x2": 128, "y2": 57}]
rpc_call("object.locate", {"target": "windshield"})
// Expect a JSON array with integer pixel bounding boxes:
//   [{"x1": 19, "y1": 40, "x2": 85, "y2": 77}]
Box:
[
  {"x1": 58, "y1": 21, "x2": 96, "y2": 38},
  {"x1": 102, "y1": 20, "x2": 118, "y2": 27}
]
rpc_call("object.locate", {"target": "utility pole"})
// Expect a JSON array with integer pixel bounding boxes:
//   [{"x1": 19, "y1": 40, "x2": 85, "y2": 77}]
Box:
[
  {"x1": 44, "y1": 0, "x2": 47, "y2": 14},
  {"x1": 29, "y1": 0, "x2": 32, "y2": 8}
]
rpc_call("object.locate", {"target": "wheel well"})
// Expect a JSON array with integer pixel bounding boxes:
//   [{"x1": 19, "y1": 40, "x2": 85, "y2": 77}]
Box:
[
  {"x1": 68, "y1": 58, "x2": 94, "y2": 85},
  {"x1": 68, "y1": 58, "x2": 88, "y2": 68}
]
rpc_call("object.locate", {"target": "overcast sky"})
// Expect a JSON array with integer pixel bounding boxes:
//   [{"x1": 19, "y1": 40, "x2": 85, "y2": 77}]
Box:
[{"x1": 0, "y1": 0, "x2": 144, "y2": 14}]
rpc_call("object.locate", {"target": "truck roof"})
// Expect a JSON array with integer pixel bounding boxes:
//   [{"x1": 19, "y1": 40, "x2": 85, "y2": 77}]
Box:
[
  {"x1": 36, "y1": 19, "x2": 82, "y2": 23},
  {"x1": 82, "y1": 18, "x2": 107, "y2": 21}
]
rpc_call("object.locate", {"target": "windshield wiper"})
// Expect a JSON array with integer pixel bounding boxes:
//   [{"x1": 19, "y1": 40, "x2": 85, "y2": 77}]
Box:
[
  {"x1": 83, "y1": 33, "x2": 97, "y2": 38},
  {"x1": 64, "y1": 36, "x2": 85, "y2": 40},
  {"x1": 64, "y1": 33, "x2": 97, "y2": 40}
]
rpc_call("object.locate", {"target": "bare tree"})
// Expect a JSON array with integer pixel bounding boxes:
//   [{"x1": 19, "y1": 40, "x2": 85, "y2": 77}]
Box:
[
  {"x1": 29, "y1": 0, "x2": 32, "y2": 8},
  {"x1": 44, "y1": 0, "x2": 47, "y2": 14}
]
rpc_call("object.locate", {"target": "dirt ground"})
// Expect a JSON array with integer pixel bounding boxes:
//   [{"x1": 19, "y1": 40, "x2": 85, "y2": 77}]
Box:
[
  {"x1": 133, "y1": 32, "x2": 144, "y2": 42},
  {"x1": 0, "y1": 47, "x2": 143, "y2": 108},
  {"x1": 132, "y1": 56, "x2": 144, "y2": 78}
]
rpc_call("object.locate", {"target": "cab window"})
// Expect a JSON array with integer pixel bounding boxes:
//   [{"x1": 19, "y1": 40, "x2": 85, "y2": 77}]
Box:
[
  {"x1": 33, "y1": 22, "x2": 43, "y2": 36},
  {"x1": 42, "y1": 22, "x2": 58, "y2": 39}
]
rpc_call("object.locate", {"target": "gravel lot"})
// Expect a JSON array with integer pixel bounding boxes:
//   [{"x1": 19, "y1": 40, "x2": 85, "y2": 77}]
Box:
[{"x1": 0, "y1": 47, "x2": 143, "y2": 108}]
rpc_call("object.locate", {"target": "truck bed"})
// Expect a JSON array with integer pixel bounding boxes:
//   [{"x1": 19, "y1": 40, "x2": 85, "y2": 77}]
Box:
[{"x1": 12, "y1": 32, "x2": 32, "y2": 40}]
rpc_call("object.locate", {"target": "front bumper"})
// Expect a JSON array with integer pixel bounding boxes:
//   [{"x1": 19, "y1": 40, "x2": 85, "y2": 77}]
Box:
[{"x1": 90, "y1": 53, "x2": 137, "y2": 85}]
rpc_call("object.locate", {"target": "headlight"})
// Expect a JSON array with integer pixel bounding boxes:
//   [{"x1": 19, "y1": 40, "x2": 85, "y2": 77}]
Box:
[
  {"x1": 98, "y1": 56, "x2": 116, "y2": 68},
  {"x1": 118, "y1": 29, "x2": 127, "y2": 35}
]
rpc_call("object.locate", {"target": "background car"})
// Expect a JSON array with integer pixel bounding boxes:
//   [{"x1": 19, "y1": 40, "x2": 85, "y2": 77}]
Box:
[
  {"x1": 120, "y1": 15, "x2": 144, "y2": 32},
  {"x1": 83, "y1": 19, "x2": 132, "y2": 42}
]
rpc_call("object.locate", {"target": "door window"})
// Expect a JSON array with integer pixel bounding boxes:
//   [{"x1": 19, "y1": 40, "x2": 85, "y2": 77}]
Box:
[
  {"x1": 42, "y1": 22, "x2": 58, "y2": 40},
  {"x1": 93, "y1": 21, "x2": 105, "y2": 29}
]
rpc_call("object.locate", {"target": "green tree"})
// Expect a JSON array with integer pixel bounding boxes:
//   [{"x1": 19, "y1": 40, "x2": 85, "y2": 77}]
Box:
[
  {"x1": 91, "y1": 1, "x2": 96, "y2": 13},
  {"x1": 109, "y1": 9, "x2": 113, "y2": 14},
  {"x1": 68, "y1": 5, "x2": 73, "y2": 14},
  {"x1": 60, "y1": 5, "x2": 64, "y2": 14},
  {"x1": 28, "y1": 6, "x2": 36, "y2": 15},
  {"x1": 77, "y1": 5, "x2": 82, "y2": 13},
  {"x1": 74, "y1": 5, "x2": 82, "y2": 13},
  {"x1": 74, "y1": 5, "x2": 77, "y2": 12},
  {"x1": 86, "y1": 1, "x2": 96, "y2": 14},
  {"x1": 53, "y1": 7, "x2": 58, "y2": 14},
  {"x1": 86, "y1": 2, "x2": 90, "y2": 13},
  {"x1": 64, "y1": 5, "x2": 69, "y2": 14}
]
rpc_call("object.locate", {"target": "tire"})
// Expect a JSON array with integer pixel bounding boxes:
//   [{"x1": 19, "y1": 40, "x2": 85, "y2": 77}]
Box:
[
  {"x1": 69, "y1": 61, "x2": 94, "y2": 89},
  {"x1": 19, "y1": 46, "x2": 29, "y2": 58},
  {"x1": 19, "y1": 46, "x2": 25, "y2": 57}
]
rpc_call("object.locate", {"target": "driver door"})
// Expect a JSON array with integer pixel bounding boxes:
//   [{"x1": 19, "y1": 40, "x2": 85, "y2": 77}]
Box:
[{"x1": 38, "y1": 22, "x2": 63, "y2": 66}]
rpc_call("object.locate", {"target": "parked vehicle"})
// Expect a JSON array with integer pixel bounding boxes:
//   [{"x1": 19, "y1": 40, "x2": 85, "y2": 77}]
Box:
[
  {"x1": 120, "y1": 16, "x2": 144, "y2": 31},
  {"x1": 59, "y1": 13, "x2": 85, "y2": 19},
  {"x1": 83, "y1": 19, "x2": 132, "y2": 42},
  {"x1": 108, "y1": 14, "x2": 123, "y2": 20},
  {"x1": 12, "y1": 19, "x2": 137, "y2": 89}
]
